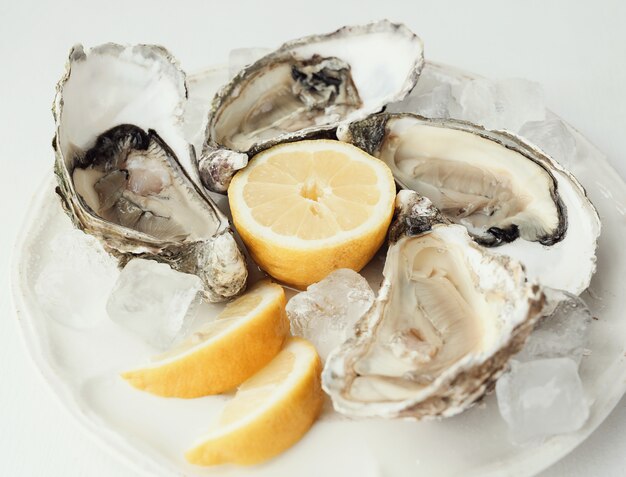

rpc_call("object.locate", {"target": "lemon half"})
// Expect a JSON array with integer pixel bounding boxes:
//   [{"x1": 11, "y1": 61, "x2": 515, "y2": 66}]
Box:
[{"x1": 228, "y1": 140, "x2": 396, "y2": 288}]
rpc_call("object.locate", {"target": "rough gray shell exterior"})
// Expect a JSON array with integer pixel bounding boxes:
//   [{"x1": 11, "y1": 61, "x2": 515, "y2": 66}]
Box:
[
  {"x1": 322, "y1": 190, "x2": 545, "y2": 419},
  {"x1": 338, "y1": 112, "x2": 573, "y2": 247},
  {"x1": 339, "y1": 112, "x2": 601, "y2": 295},
  {"x1": 387, "y1": 189, "x2": 445, "y2": 243},
  {"x1": 197, "y1": 20, "x2": 424, "y2": 193},
  {"x1": 52, "y1": 44, "x2": 248, "y2": 302}
]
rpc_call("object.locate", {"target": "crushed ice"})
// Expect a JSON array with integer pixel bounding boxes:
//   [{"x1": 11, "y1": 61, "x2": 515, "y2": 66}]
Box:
[
  {"x1": 392, "y1": 67, "x2": 546, "y2": 133},
  {"x1": 286, "y1": 269, "x2": 374, "y2": 361},
  {"x1": 496, "y1": 358, "x2": 589, "y2": 445},
  {"x1": 106, "y1": 259, "x2": 205, "y2": 350},
  {"x1": 35, "y1": 229, "x2": 119, "y2": 329},
  {"x1": 496, "y1": 289, "x2": 592, "y2": 444},
  {"x1": 516, "y1": 288, "x2": 592, "y2": 366},
  {"x1": 519, "y1": 118, "x2": 578, "y2": 169}
]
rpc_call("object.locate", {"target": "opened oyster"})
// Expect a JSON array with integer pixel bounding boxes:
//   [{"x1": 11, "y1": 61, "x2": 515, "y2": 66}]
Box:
[
  {"x1": 338, "y1": 113, "x2": 600, "y2": 294},
  {"x1": 53, "y1": 44, "x2": 247, "y2": 301},
  {"x1": 322, "y1": 191, "x2": 545, "y2": 418},
  {"x1": 198, "y1": 20, "x2": 424, "y2": 192}
]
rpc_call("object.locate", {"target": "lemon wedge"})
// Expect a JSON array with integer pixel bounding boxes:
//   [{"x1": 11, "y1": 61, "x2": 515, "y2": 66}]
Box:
[
  {"x1": 121, "y1": 280, "x2": 289, "y2": 398},
  {"x1": 228, "y1": 139, "x2": 396, "y2": 289},
  {"x1": 185, "y1": 337, "x2": 323, "y2": 466}
]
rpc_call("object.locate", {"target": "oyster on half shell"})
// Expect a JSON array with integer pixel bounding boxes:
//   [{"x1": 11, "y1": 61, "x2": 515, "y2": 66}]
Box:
[
  {"x1": 338, "y1": 113, "x2": 601, "y2": 295},
  {"x1": 322, "y1": 191, "x2": 545, "y2": 419},
  {"x1": 53, "y1": 44, "x2": 247, "y2": 302},
  {"x1": 198, "y1": 20, "x2": 424, "y2": 192}
]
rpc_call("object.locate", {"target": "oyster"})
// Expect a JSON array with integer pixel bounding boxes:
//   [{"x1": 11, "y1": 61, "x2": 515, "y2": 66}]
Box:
[
  {"x1": 322, "y1": 191, "x2": 545, "y2": 419},
  {"x1": 338, "y1": 113, "x2": 600, "y2": 294},
  {"x1": 53, "y1": 44, "x2": 247, "y2": 302},
  {"x1": 198, "y1": 20, "x2": 424, "y2": 192}
]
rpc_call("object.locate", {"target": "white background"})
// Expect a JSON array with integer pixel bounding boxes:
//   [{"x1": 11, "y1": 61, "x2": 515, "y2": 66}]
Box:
[{"x1": 1, "y1": 0, "x2": 625, "y2": 475}]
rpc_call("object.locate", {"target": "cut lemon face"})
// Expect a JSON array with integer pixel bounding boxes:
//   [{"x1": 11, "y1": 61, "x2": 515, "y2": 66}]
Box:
[
  {"x1": 228, "y1": 140, "x2": 396, "y2": 288},
  {"x1": 121, "y1": 280, "x2": 289, "y2": 398},
  {"x1": 185, "y1": 337, "x2": 323, "y2": 466}
]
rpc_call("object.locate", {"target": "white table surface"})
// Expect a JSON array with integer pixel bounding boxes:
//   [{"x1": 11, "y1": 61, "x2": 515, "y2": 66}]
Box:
[{"x1": 1, "y1": 1, "x2": 625, "y2": 475}]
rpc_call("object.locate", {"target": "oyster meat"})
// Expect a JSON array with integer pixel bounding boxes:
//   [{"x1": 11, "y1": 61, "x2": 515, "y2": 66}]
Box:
[
  {"x1": 322, "y1": 191, "x2": 545, "y2": 418},
  {"x1": 53, "y1": 44, "x2": 247, "y2": 301},
  {"x1": 198, "y1": 20, "x2": 424, "y2": 192},
  {"x1": 338, "y1": 113, "x2": 600, "y2": 294}
]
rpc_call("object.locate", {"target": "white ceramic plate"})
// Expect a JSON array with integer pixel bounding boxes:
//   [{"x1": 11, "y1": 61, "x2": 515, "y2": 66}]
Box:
[{"x1": 12, "y1": 62, "x2": 626, "y2": 477}]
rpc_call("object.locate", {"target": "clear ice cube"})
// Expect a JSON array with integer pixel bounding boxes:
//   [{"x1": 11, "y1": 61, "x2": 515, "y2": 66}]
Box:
[
  {"x1": 519, "y1": 118, "x2": 577, "y2": 168},
  {"x1": 228, "y1": 47, "x2": 272, "y2": 78},
  {"x1": 496, "y1": 358, "x2": 589, "y2": 444},
  {"x1": 35, "y1": 229, "x2": 119, "y2": 329},
  {"x1": 403, "y1": 84, "x2": 452, "y2": 118},
  {"x1": 106, "y1": 259, "x2": 204, "y2": 350},
  {"x1": 286, "y1": 269, "x2": 375, "y2": 361},
  {"x1": 494, "y1": 78, "x2": 545, "y2": 132},
  {"x1": 451, "y1": 78, "x2": 499, "y2": 128},
  {"x1": 411, "y1": 65, "x2": 463, "y2": 95},
  {"x1": 450, "y1": 78, "x2": 545, "y2": 131},
  {"x1": 516, "y1": 288, "x2": 592, "y2": 366},
  {"x1": 388, "y1": 66, "x2": 454, "y2": 118}
]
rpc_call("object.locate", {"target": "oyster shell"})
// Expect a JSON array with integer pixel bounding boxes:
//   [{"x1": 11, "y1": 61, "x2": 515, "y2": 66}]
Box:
[
  {"x1": 338, "y1": 113, "x2": 601, "y2": 294},
  {"x1": 53, "y1": 44, "x2": 247, "y2": 302},
  {"x1": 322, "y1": 191, "x2": 545, "y2": 419},
  {"x1": 198, "y1": 20, "x2": 424, "y2": 192}
]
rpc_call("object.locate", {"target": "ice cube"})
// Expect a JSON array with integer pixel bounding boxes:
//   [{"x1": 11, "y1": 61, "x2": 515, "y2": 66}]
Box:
[
  {"x1": 400, "y1": 84, "x2": 452, "y2": 118},
  {"x1": 516, "y1": 288, "x2": 592, "y2": 366},
  {"x1": 286, "y1": 269, "x2": 375, "y2": 361},
  {"x1": 228, "y1": 47, "x2": 272, "y2": 78},
  {"x1": 496, "y1": 358, "x2": 589, "y2": 444},
  {"x1": 519, "y1": 118, "x2": 577, "y2": 168},
  {"x1": 35, "y1": 229, "x2": 119, "y2": 329},
  {"x1": 411, "y1": 65, "x2": 463, "y2": 95},
  {"x1": 451, "y1": 78, "x2": 499, "y2": 128},
  {"x1": 450, "y1": 78, "x2": 545, "y2": 131},
  {"x1": 106, "y1": 259, "x2": 204, "y2": 350},
  {"x1": 387, "y1": 65, "x2": 455, "y2": 118},
  {"x1": 495, "y1": 78, "x2": 545, "y2": 132}
]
